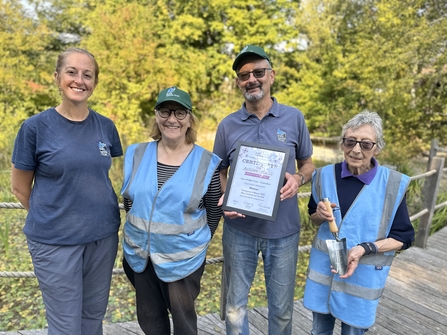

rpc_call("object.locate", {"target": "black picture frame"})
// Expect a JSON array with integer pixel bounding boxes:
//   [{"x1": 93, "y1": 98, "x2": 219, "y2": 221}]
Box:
[{"x1": 222, "y1": 141, "x2": 290, "y2": 221}]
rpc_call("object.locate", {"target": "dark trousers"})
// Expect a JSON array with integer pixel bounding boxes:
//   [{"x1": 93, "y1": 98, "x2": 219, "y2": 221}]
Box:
[{"x1": 123, "y1": 257, "x2": 205, "y2": 335}]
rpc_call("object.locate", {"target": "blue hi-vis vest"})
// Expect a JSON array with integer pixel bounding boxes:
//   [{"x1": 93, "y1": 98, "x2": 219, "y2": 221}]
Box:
[
  {"x1": 121, "y1": 141, "x2": 221, "y2": 282},
  {"x1": 303, "y1": 164, "x2": 410, "y2": 328}
]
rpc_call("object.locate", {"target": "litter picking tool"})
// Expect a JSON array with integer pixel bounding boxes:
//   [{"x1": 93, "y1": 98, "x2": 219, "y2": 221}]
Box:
[{"x1": 323, "y1": 198, "x2": 348, "y2": 276}]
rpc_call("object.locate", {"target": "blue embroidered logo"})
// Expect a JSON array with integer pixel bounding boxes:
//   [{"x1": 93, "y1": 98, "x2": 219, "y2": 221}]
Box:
[
  {"x1": 277, "y1": 128, "x2": 286, "y2": 142},
  {"x1": 166, "y1": 86, "x2": 178, "y2": 97},
  {"x1": 375, "y1": 266, "x2": 383, "y2": 270},
  {"x1": 98, "y1": 141, "x2": 109, "y2": 156}
]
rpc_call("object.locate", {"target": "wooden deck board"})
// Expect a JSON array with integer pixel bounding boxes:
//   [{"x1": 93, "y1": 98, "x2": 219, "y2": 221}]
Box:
[
  {"x1": 383, "y1": 290, "x2": 447, "y2": 328},
  {"x1": 2, "y1": 226, "x2": 446, "y2": 335},
  {"x1": 248, "y1": 308, "x2": 269, "y2": 335}
]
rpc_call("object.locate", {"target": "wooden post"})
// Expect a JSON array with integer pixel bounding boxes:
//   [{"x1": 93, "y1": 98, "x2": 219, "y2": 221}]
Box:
[
  {"x1": 427, "y1": 139, "x2": 439, "y2": 172},
  {"x1": 220, "y1": 262, "x2": 227, "y2": 320},
  {"x1": 415, "y1": 156, "x2": 445, "y2": 248}
]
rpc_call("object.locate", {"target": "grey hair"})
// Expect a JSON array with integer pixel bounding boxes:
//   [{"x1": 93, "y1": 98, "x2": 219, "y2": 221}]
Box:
[
  {"x1": 55, "y1": 48, "x2": 99, "y2": 86},
  {"x1": 340, "y1": 111, "x2": 385, "y2": 152}
]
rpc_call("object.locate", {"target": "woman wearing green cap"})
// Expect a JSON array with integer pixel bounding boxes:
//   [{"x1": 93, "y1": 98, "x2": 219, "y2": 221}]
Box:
[{"x1": 120, "y1": 86, "x2": 222, "y2": 334}]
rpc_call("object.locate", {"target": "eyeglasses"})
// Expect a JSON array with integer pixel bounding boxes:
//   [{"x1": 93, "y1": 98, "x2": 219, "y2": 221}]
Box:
[
  {"x1": 236, "y1": 68, "x2": 271, "y2": 81},
  {"x1": 342, "y1": 137, "x2": 376, "y2": 151},
  {"x1": 156, "y1": 108, "x2": 190, "y2": 120}
]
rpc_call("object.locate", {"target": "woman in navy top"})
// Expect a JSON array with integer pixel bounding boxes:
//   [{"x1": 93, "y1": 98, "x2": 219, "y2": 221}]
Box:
[{"x1": 11, "y1": 48, "x2": 122, "y2": 335}]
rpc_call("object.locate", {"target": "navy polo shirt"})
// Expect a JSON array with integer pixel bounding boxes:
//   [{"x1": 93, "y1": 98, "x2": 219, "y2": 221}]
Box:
[{"x1": 213, "y1": 97, "x2": 313, "y2": 238}]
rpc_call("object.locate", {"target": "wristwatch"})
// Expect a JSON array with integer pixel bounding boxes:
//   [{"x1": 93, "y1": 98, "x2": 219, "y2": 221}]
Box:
[{"x1": 297, "y1": 173, "x2": 305, "y2": 186}]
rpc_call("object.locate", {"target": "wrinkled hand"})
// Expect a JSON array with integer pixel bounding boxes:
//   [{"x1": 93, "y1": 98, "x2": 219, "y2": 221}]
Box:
[
  {"x1": 332, "y1": 245, "x2": 365, "y2": 278},
  {"x1": 280, "y1": 172, "x2": 300, "y2": 201},
  {"x1": 315, "y1": 200, "x2": 336, "y2": 222},
  {"x1": 217, "y1": 193, "x2": 246, "y2": 219}
]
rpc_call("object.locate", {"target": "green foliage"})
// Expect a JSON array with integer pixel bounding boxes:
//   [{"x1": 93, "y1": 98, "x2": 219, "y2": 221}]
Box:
[
  {"x1": 430, "y1": 189, "x2": 447, "y2": 234},
  {"x1": 0, "y1": 220, "x2": 10, "y2": 256},
  {"x1": 279, "y1": 0, "x2": 447, "y2": 158},
  {"x1": 0, "y1": 209, "x2": 47, "y2": 330},
  {"x1": 0, "y1": 0, "x2": 55, "y2": 165},
  {"x1": 2, "y1": 0, "x2": 446, "y2": 159},
  {"x1": 0, "y1": 278, "x2": 47, "y2": 330}
]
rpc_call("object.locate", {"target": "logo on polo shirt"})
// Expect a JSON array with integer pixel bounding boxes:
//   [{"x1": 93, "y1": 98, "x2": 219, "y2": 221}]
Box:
[{"x1": 277, "y1": 128, "x2": 286, "y2": 142}]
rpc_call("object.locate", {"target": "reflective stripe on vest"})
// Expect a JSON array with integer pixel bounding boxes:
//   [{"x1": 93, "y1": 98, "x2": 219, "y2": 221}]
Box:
[{"x1": 307, "y1": 268, "x2": 385, "y2": 300}]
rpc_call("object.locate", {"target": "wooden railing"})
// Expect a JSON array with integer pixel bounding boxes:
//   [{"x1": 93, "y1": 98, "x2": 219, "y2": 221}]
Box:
[
  {"x1": 414, "y1": 139, "x2": 447, "y2": 247},
  {"x1": 427, "y1": 138, "x2": 447, "y2": 170}
]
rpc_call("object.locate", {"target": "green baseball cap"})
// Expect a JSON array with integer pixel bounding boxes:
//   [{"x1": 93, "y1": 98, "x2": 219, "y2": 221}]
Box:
[
  {"x1": 155, "y1": 86, "x2": 192, "y2": 110},
  {"x1": 232, "y1": 45, "x2": 272, "y2": 71}
]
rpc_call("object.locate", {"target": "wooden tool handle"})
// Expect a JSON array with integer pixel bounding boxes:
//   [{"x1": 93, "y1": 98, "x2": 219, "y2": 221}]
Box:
[{"x1": 322, "y1": 198, "x2": 338, "y2": 233}]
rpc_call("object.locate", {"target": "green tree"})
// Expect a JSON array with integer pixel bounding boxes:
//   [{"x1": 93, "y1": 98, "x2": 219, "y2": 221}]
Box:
[
  {"x1": 279, "y1": 0, "x2": 447, "y2": 163},
  {"x1": 34, "y1": 0, "x2": 304, "y2": 143},
  {"x1": 2, "y1": 0, "x2": 446, "y2": 164},
  {"x1": 0, "y1": 0, "x2": 53, "y2": 166}
]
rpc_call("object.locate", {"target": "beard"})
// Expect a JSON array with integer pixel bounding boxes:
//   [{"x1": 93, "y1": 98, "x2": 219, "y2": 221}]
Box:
[{"x1": 244, "y1": 85, "x2": 265, "y2": 101}]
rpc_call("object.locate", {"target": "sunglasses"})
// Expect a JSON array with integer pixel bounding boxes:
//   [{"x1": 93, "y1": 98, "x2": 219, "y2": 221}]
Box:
[
  {"x1": 236, "y1": 68, "x2": 271, "y2": 81},
  {"x1": 342, "y1": 137, "x2": 376, "y2": 151},
  {"x1": 156, "y1": 108, "x2": 190, "y2": 120}
]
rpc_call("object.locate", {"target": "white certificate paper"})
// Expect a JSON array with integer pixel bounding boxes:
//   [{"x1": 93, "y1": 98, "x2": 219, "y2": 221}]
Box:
[{"x1": 222, "y1": 141, "x2": 290, "y2": 221}]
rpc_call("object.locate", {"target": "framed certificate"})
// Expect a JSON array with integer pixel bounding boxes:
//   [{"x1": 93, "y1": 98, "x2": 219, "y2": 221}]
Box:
[{"x1": 222, "y1": 141, "x2": 290, "y2": 221}]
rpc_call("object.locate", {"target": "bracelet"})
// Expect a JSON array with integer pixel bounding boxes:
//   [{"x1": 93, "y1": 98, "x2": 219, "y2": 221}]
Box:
[
  {"x1": 358, "y1": 242, "x2": 378, "y2": 255},
  {"x1": 297, "y1": 173, "x2": 305, "y2": 186}
]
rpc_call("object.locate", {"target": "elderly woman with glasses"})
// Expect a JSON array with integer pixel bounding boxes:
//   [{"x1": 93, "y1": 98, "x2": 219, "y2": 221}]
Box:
[
  {"x1": 303, "y1": 111, "x2": 414, "y2": 335},
  {"x1": 120, "y1": 86, "x2": 222, "y2": 335}
]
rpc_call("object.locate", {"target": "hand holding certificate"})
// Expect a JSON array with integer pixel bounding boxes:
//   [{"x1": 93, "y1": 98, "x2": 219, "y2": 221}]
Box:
[{"x1": 222, "y1": 141, "x2": 290, "y2": 221}]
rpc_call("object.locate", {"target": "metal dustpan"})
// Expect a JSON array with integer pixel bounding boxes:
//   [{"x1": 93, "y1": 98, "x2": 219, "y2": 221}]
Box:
[{"x1": 323, "y1": 198, "x2": 348, "y2": 276}]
